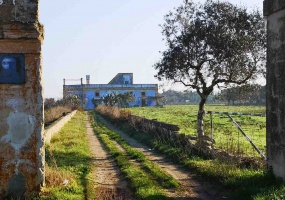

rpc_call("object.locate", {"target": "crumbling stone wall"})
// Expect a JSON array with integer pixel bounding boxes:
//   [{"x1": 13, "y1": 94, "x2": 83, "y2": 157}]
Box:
[
  {"x1": 264, "y1": 0, "x2": 285, "y2": 179},
  {"x1": 0, "y1": 0, "x2": 44, "y2": 198}
]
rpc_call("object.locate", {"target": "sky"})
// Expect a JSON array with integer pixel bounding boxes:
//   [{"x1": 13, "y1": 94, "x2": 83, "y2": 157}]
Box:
[{"x1": 39, "y1": 0, "x2": 263, "y2": 98}]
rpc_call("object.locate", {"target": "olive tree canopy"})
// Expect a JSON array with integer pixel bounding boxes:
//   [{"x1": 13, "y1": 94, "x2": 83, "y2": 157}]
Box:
[{"x1": 153, "y1": 0, "x2": 266, "y2": 140}]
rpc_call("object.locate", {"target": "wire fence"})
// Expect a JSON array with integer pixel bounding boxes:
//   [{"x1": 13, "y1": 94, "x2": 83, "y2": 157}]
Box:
[{"x1": 205, "y1": 111, "x2": 266, "y2": 159}]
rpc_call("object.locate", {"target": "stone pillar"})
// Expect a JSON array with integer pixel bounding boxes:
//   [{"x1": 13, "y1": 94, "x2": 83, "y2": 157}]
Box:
[
  {"x1": 264, "y1": 0, "x2": 285, "y2": 179},
  {"x1": 0, "y1": 0, "x2": 44, "y2": 198}
]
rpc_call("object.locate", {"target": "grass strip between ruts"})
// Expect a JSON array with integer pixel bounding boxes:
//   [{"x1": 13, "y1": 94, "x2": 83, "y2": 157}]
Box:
[{"x1": 90, "y1": 112, "x2": 168, "y2": 200}]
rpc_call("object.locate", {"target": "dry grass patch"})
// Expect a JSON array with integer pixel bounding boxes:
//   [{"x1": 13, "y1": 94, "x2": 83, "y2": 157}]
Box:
[
  {"x1": 44, "y1": 165, "x2": 75, "y2": 188},
  {"x1": 45, "y1": 106, "x2": 72, "y2": 124},
  {"x1": 96, "y1": 105, "x2": 131, "y2": 121}
]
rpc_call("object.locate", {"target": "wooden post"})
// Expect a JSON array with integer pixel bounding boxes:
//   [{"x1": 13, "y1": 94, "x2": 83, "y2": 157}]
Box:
[{"x1": 210, "y1": 111, "x2": 214, "y2": 147}]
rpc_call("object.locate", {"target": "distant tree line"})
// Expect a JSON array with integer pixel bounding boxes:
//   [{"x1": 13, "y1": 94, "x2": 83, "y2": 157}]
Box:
[
  {"x1": 161, "y1": 90, "x2": 215, "y2": 105},
  {"x1": 161, "y1": 84, "x2": 265, "y2": 106},
  {"x1": 216, "y1": 84, "x2": 265, "y2": 105}
]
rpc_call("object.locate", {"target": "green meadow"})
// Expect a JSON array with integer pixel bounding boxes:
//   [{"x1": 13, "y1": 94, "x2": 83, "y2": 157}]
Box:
[{"x1": 128, "y1": 105, "x2": 266, "y2": 157}]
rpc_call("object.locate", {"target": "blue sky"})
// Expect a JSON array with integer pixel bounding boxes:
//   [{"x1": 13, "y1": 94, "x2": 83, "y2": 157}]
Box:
[{"x1": 39, "y1": 0, "x2": 263, "y2": 98}]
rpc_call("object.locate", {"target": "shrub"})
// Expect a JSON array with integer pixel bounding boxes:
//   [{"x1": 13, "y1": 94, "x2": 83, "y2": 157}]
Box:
[{"x1": 96, "y1": 105, "x2": 131, "y2": 121}]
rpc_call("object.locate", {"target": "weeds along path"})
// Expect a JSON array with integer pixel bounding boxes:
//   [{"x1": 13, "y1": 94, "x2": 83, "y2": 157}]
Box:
[
  {"x1": 85, "y1": 117, "x2": 132, "y2": 199},
  {"x1": 97, "y1": 115, "x2": 224, "y2": 200}
]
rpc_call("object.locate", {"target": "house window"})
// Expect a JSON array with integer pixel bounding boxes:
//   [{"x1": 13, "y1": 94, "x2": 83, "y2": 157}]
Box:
[
  {"x1": 95, "y1": 92, "x2": 100, "y2": 97},
  {"x1": 141, "y1": 92, "x2": 146, "y2": 96},
  {"x1": 125, "y1": 81, "x2": 129, "y2": 84}
]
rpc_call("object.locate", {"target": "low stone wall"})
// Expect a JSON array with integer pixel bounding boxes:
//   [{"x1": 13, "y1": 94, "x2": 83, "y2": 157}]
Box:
[
  {"x1": 128, "y1": 114, "x2": 263, "y2": 167},
  {"x1": 129, "y1": 115, "x2": 180, "y2": 132},
  {"x1": 128, "y1": 114, "x2": 212, "y2": 158},
  {"x1": 44, "y1": 110, "x2": 77, "y2": 143}
]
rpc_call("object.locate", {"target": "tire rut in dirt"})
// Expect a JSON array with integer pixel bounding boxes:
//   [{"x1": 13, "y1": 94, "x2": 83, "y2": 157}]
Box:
[{"x1": 86, "y1": 119, "x2": 133, "y2": 199}]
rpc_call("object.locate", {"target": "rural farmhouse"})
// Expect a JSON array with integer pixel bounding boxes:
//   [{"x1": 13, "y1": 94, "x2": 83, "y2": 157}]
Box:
[{"x1": 63, "y1": 73, "x2": 159, "y2": 109}]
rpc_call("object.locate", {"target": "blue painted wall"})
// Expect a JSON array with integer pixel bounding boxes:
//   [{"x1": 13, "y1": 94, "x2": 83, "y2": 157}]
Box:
[
  {"x1": 100, "y1": 90, "x2": 108, "y2": 98},
  {"x1": 146, "y1": 90, "x2": 156, "y2": 106},
  {"x1": 85, "y1": 91, "x2": 95, "y2": 110},
  {"x1": 92, "y1": 90, "x2": 156, "y2": 108},
  {"x1": 74, "y1": 91, "x2": 82, "y2": 97},
  {"x1": 133, "y1": 90, "x2": 141, "y2": 106}
]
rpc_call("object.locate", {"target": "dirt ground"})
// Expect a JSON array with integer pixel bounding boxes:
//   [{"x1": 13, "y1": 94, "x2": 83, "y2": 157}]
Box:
[
  {"x1": 87, "y1": 116, "x2": 227, "y2": 200},
  {"x1": 86, "y1": 119, "x2": 133, "y2": 199}
]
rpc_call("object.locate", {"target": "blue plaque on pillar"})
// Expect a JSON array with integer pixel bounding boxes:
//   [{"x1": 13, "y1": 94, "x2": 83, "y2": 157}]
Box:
[{"x1": 0, "y1": 54, "x2": 25, "y2": 84}]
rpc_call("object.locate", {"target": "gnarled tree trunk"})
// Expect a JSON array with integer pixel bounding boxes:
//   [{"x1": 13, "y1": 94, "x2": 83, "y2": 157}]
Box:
[{"x1": 197, "y1": 97, "x2": 207, "y2": 141}]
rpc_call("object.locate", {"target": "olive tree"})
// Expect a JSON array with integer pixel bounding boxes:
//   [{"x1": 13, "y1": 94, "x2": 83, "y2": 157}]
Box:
[
  {"x1": 153, "y1": 0, "x2": 266, "y2": 141},
  {"x1": 102, "y1": 92, "x2": 135, "y2": 107}
]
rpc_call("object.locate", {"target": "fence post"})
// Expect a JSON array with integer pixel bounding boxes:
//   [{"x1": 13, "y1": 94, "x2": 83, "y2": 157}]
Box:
[
  {"x1": 210, "y1": 111, "x2": 214, "y2": 147},
  {"x1": 238, "y1": 130, "x2": 240, "y2": 156}
]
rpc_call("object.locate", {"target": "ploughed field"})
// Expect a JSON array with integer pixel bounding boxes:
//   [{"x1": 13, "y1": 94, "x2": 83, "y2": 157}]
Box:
[{"x1": 127, "y1": 105, "x2": 266, "y2": 158}]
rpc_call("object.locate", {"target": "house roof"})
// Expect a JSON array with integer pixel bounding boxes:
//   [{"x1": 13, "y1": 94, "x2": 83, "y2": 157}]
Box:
[{"x1": 108, "y1": 73, "x2": 133, "y2": 84}]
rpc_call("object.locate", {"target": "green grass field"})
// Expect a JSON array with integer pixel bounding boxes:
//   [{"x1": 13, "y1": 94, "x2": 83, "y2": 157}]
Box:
[{"x1": 127, "y1": 105, "x2": 266, "y2": 158}]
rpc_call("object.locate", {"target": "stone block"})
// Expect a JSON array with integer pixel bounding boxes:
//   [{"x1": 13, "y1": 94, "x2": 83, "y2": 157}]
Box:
[
  {"x1": 0, "y1": 39, "x2": 42, "y2": 53},
  {"x1": 1, "y1": 22, "x2": 44, "y2": 39},
  {"x1": 0, "y1": 0, "x2": 38, "y2": 22},
  {"x1": 264, "y1": 0, "x2": 285, "y2": 16},
  {"x1": 266, "y1": 0, "x2": 285, "y2": 180}
]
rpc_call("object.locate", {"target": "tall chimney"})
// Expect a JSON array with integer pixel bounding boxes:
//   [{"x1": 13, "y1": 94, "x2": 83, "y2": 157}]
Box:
[{"x1": 86, "y1": 75, "x2": 90, "y2": 84}]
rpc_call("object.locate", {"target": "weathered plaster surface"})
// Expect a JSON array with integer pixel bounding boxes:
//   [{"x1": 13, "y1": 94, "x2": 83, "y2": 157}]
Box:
[
  {"x1": 265, "y1": 0, "x2": 285, "y2": 180},
  {"x1": 2, "y1": 112, "x2": 36, "y2": 151},
  {"x1": 0, "y1": 0, "x2": 44, "y2": 198},
  {"x1": 264, "y1": 0, "x2": 285, "y2": 16}
]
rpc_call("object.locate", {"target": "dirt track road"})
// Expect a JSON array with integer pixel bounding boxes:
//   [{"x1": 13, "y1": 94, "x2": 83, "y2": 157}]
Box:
[
  {"x1": 86, "y1": 118, "x2": 133, "y2": 199},
  {"x1": 95, "y1": 116, "x2": 226, "y2": 200}
]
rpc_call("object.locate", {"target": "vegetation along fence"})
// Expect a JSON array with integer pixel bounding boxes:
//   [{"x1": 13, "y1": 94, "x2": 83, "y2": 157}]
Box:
[
  {"x1": 95, "y1": 105, "x2": 213, "y2": 159},
  {"x1": 128, "y1": 114, "x2": 212, "y2": 159},
  {"x1": 206, "y1": 111, "x2": 266, "y2": 159}
]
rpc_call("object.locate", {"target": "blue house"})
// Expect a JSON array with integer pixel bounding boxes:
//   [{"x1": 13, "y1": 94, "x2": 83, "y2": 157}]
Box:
[{"x1": 63, "y1": 73, "x2": 158, "y2": 110}]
